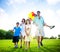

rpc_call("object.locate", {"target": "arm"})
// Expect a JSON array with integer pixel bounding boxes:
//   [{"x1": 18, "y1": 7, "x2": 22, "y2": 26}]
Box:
[
  {"x1": 44, "y1": 23, "x2": 50, "y2": 28},
  {"x1": 44, "y1": 23, "x2": 55, "y2": 29}
]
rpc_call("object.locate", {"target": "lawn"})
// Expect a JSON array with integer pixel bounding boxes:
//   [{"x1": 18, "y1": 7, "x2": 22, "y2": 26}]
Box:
[{"x1": 0, "y1": 39, "x2": 60, "y2": 52}]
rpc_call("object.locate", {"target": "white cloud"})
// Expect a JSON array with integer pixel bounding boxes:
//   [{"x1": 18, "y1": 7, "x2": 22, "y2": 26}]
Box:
[
  {"x1": 46, "y1": 0, "x2": 60, "y2": 5},
  {"x1": 0, "y1": 8, "x2": 8, "y2": 18},
  {"x1": 7, "y1": 0, "x2": 26, "y2": 5},
  {"x1": 56, "y1": 10, "x2": 60, "y2": 17}
]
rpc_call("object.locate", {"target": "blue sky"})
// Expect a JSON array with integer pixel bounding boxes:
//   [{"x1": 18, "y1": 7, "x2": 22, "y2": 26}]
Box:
[{"x1": 0, "y1": 0, "x2": 60, "y2": 37}]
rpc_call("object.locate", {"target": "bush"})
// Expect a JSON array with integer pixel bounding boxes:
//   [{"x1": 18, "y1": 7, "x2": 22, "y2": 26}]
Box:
[
  {"x1": 50, "y1": 36, "x2": 56, "y2": 39},
  {"x1": 5, "y1": 30, "x2": 13, "y2": 39},
  {"x1": 0, "y1": 29, "x2": 13, "y2": 39},
  {"x1": 0, "y1": 29, "x2": 6, "y2": 39},
  {"x1": 44, "y1": 37, "x2": 49, "y2": 39}
]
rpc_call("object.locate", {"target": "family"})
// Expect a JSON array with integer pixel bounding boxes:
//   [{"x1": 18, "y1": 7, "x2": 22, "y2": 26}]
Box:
[{"x1": 12, "y1": 11, "x2": 55, "y2": 49}]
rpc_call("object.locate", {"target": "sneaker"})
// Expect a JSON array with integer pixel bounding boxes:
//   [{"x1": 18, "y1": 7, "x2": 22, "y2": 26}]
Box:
[
  {"x1": 20, "y1": 46, "x2": 22, "y2": 48},
  {"x1": 38, "y1": 45, "x2": 40, "y2": 48},
  {"x1": 15, "y1": 45, "x2": 18, "y2": 48},
  {"x1": 40, "y1": 42, "x2": 43, "y2": 46}
]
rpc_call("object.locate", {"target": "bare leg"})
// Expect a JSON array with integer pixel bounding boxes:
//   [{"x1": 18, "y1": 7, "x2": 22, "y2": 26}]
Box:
[
  {"x1": 40, "y1": 36, "x2": 43, "y2": 46},
  {"x1": 20, "y1": 35, "x2": 22, "y2": 48},
  {"x1": 38, "y1": 36, "x2": 40, "y2": 48},
  {"x1": 28, "y1": 41, "x2": 30, "y2": 48}
]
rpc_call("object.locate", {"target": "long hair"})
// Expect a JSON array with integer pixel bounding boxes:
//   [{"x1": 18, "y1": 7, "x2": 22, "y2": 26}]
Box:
[
  {"x1": 21, "y1": 18, "x2": 25, "y2": 23},
  {"x1": 25, "y1": 19, "x2": 31, "y2": 25}
]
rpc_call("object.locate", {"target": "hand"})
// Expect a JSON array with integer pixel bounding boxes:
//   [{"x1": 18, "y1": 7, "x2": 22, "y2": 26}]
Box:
[{"x1": 49, "y1": 25, "x2": 55, "y2": 29}]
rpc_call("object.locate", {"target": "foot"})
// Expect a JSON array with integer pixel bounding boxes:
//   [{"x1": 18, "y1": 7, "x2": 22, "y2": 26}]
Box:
[
  {"x1": 38, "y1": 45, "x2": 40, "y2": 48},
  {"x1": 40, "y1": 42, "x2": 43, "y2": 46},
  {"x1": 15, "y1": 45, "x2": 18, "y2": 48},
  {"x1": 20, "y1": 46, "x2": 22, "y2": 48}
]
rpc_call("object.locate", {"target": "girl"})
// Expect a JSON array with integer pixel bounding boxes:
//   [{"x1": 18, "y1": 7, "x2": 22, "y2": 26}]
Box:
[
  {"x1": 25, "y1": 19, "x2": 31, "y2": 49},
  {"x1": 20, "y1": 18, "x2": 26, "y2": 48}
]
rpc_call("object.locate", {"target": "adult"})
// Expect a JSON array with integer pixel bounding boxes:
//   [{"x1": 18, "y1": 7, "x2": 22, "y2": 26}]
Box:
[{"x1": 33, "y1": 11, "x2": 53, "y2": 48}]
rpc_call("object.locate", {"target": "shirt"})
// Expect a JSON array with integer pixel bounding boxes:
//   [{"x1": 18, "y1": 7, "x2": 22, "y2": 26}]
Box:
[
  {"x1": 33, "y1": 16, "x2": 45, "y2": 29},
  {"x1": 13, "y1": 26, "x2": 21, "y2": 36}
]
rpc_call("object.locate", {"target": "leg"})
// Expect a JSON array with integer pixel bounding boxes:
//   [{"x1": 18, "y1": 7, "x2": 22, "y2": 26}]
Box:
[
  {"x1": 37, "y1": 36, "x2": 40, "y2": 48},
  {"x1": 14, "y1": 42, "x2": 18, "y2": 48},
  {"x1": 40, "y1": 36, "x2": 43, "y2": 46},
  {"x1": 20, "y1": 35, "x2": 22, "y2": 48},
  {"x1": 24, "y1": 36, "x2": 25, "y2": 45},
  {"x1": 28, "y1": 41, "x2": 30, "y2": 48}
]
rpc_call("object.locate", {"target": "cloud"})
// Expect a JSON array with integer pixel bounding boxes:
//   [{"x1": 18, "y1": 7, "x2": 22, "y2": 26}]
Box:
[
  {"x1": 0, "y1": 8, "x2": 8, "y2": 18},
  {"x1": 56, "y1": 10, "x2": 60, "y2": 17},
  {"x1": 46, "y1": 0, "x2": 60, "y2": 5},
  {"x1": 7, "y1": 0, "x2": 26, "y2": 5}
]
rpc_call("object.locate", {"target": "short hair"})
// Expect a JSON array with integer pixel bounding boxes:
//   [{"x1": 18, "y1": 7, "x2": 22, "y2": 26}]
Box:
[
  {"x1": 16, "y1": 22, "x2": 19, "y2": 24},
  {"x1": 37, "y1": 11, "x2": 40, "y2": 13},
  {"x1": 25, "y1": 19, "x2": 31, "y2": 25}
]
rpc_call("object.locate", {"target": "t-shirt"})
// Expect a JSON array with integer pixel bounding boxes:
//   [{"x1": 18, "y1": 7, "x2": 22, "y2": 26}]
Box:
[
  {"x1": 33, "y1": 16, "x2": 45, "y2": 29},
  {"x1": 13, "y1": 26, "x2": 21, "y2": 36}
]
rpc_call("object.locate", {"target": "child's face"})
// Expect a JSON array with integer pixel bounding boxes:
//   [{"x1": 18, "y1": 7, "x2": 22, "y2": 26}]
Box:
[
  {"x1": 16, "y1": 23, "x2": 19, "y2": 27},
  {"x1": 22, "y1": 19, "x2": 25, "y2": 23},
  {"x1": 27, "y1": 20, "x2": 30, "y2": 24}
]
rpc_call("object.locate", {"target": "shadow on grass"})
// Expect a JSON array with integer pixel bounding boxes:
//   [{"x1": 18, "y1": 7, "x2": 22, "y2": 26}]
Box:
[{"x1": 42, "y1": 46, "x2": 57, "y2": 52}]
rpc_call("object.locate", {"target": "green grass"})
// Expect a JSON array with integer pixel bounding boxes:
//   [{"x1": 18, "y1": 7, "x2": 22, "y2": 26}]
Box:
[{"x1": 0, "y1": 39, "x2": 60, "y2": 52}]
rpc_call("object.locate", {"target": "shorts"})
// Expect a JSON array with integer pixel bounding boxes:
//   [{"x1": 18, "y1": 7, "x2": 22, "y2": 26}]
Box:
[
  {"x1": 13, "y1": 36, "x2": 19, "y2": 43},
  {"x1": 35, "y1": 27, "x2": 45, "y2": 37},
  {"x1": 25, "y1": 36, "x2": 31, "y2": 42}
]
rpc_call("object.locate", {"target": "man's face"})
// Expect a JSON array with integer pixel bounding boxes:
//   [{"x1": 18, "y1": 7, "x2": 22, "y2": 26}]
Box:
[{"x1": 37, "y1": 12, "x2": 40, "y2": 16}]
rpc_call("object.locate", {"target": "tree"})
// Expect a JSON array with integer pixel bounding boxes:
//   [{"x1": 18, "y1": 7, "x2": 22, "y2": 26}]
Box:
[
  {"x1": 50, "y1": 36, "x2": 56, "y2": 39},
  {"x1": 58, "y1": 34, "x2": 60, "y2": 39},
  {"x1": 5, "y1": 30, "x2": 13, "y2": 39},
  {"x1": 0, "y1": 29, "x2": 6, "y2": 39}
]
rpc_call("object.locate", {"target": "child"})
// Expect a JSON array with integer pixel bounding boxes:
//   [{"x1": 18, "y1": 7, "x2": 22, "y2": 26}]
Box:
[
  {"x1": 12, "y1": 22, "x2": 21, "y2": 48},
  {"x1": 20, "y1": 18, "x2": 26, "y2": 48},
  {"x1": 25, "y1": 19, "x2": 31, "y2": 49}
]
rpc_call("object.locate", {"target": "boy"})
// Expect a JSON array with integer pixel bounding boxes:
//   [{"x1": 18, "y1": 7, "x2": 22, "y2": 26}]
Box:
[{"x1": 12, "y1": 22, "x2": 21, "y2": 48}]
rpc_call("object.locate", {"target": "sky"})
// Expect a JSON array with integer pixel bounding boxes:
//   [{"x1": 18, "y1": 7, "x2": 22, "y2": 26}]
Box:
[{"x1": 0, "y1": 0, "x2": 60, "y2": 37}]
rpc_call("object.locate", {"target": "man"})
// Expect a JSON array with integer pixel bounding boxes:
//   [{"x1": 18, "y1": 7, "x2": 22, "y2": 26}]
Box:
[{"x1": 33, "y1": 11, "x2": 54, "y2": 48}]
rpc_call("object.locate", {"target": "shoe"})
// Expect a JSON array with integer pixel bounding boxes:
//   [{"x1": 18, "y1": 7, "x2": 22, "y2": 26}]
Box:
[
  {"x1": 20, "y1": 46, "x2": 22, "y2": 48},
  {"x1": 38, "y1": 45, "x2": 40, "y2": 48},
  {"x1": 40, "y1": 42, "x2": 43, "y2": 46},
  {"x1": 15, "y1": 45, "x2": 18, "y2": 48}
]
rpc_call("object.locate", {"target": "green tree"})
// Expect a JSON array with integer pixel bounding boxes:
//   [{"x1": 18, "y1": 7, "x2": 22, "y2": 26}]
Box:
[
  {"x1": 0, "y1": 29, "x2": 6, "y2": 39},
  {"x1": 5, "y1": 30, "x2": 13, "y2": 39},
  {"x1": 58, "y1": 34, "x2": 60, "y2": 39}
]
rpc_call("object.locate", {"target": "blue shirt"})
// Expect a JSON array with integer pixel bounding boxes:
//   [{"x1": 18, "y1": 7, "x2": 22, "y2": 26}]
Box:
[
  {"x1": 33, "y1": 16, "x2": 45, "y2": 29},
  {"x1": 13, "y1": 26, "x2": 21, "y2": 36}
]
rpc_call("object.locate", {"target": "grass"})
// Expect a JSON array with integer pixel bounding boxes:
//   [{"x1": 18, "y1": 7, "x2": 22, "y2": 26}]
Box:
[{"x1": 0, "y1": 39, "x2": 60, "y2": 52}]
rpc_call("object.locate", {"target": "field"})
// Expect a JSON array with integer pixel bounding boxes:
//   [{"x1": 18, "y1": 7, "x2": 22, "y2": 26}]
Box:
[{"x1": 0, "y1": 39, "x2": 60, "y2": 52}]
